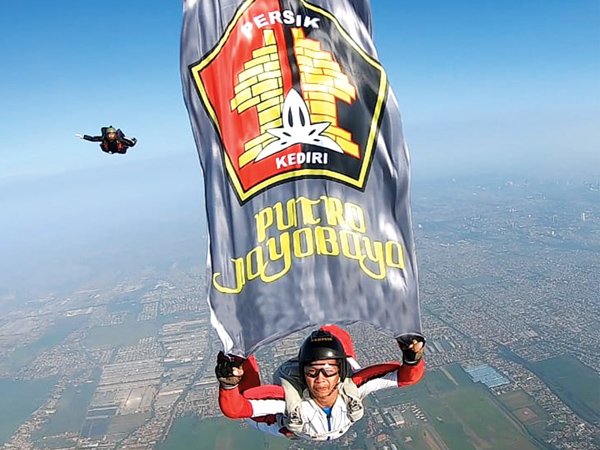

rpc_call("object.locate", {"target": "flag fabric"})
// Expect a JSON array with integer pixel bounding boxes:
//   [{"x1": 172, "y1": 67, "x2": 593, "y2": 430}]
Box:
[{"x1": 181, "y1": 0, "x2": 421, "y2": 356}]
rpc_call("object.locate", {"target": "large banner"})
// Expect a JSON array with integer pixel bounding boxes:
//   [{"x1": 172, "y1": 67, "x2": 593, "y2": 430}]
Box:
[{"x1": 181, "y1": 0, "x2": 421, "y2": 356}]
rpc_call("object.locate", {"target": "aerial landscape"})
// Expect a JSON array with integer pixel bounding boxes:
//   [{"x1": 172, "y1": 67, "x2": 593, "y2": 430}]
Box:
[
  {"x1": 1, "y1": 1, "x2": 598, "y2": 449},
  {"x1": 0, "y1": 176, "x2": 598, "y2": 450}
]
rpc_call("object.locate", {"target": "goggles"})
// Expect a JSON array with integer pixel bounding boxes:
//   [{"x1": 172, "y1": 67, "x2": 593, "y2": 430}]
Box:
[{"x1": 303, "y1": 364, "x2": 340, "y2": 378}]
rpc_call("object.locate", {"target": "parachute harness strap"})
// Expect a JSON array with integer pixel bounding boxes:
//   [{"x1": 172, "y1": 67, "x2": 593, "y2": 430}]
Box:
[
  {"x1": 281, "y1": 377, "x2": 304, "y2": 432},
  {"x1": 339, "y1": 378, "x2": 364, "y2": 422},
  {"x1": 280, "y1": 376, "x2": 364, "y2": 432}
]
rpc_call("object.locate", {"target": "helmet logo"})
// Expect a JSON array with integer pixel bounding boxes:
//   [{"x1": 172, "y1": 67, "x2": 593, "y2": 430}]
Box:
[{"x1": 310, "y1": 336, "x2": 335, "y2": 344}]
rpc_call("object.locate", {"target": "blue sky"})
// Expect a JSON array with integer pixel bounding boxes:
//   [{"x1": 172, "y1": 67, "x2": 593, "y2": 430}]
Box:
[
  {"x1": 377, "y1": 1, "x2": 600, "y2": 177},
  {"x1": 1, "y1": 0, "x2": 598, "y2": 179},
  {"x1": 0, "y1": 0, "x2": 599, "y2": 296},
  {"x1": 0, "y1": 1, "x2": 598, "y2": 181},
  {"x1": 0, "y1": 0, "x2": 192, "y2": 180}
]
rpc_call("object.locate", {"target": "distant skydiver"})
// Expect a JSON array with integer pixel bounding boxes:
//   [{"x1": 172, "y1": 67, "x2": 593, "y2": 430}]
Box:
[
  {"x1": 76, "y1": 126, "x2": 137, "y2": 154},
  {"x1": 215, "y1": 325, "x2": 425, "y2": 441}
]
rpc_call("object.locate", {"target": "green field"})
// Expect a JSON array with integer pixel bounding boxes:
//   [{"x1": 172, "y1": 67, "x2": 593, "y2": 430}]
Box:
[
  {"x1": 34, "y1": 375, "x2": 99, "y2": 440},
  {"x1": 391, "y1": 425, "x2": 446, "y2": 450},
  {"x1": 83, "y1": 318, "x2": 165, "y2": 348},
  {"x1": 2, "y1": 316, "x2": 86, "y2": 371},
  {"x1": 0, "y1": 378, "x2": 57, "y2": 445},
  {"x1": 35, "y1": 436, "x2": 78, "y2": 449},
  {"x1": 498, "y1": 390, "x2": 549, "y2": 438},
  {"x1": 270, "y1": 364, "x2": 545, "y2": 450},
  {"x1": 531, "y1": 356, "x2": 599, "y2": 425},
  {"x1": 422, "y1": 386, "x2": 539, "y2": 450},
  {"x1": 381, "y1": 365, "x2": 543, "y2": 450},
  {"x1": 160, "y1": 416, "x2": 357, "y2": 450},
  {"x1": 159, "y1": 416, "x2": 291, "y2": 450},
  {"x1": 423, "y1": 366, "x2": 460, "y2": 393}
]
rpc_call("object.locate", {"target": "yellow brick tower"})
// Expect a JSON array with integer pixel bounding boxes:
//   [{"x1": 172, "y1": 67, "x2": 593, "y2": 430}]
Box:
[
  {"x1": 292, "y1": 28, "x2": 359, "y2": 158},
  {"x1": 231, "y1": 30, "x2": 285, "y2": 168},
  {"x1": 231, "y1": 28, "x2": 360, "y2": 168}
]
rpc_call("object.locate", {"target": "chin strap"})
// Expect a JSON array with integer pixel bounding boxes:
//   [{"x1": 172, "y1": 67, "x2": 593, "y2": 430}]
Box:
[{"x1": 281, "y1": 377, "x2": 304, "y2": 432}]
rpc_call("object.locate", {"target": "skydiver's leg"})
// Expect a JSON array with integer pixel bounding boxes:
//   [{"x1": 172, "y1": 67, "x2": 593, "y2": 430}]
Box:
[
  {"x1": 238, "y1": 355, "x2": 261, "y2": 393},
  {"x1": 320, "y1": 324, "x2": 360, "y2": 370},
  {"x1": 246, "y1": 417, "x2": 291, "y2": 438}
]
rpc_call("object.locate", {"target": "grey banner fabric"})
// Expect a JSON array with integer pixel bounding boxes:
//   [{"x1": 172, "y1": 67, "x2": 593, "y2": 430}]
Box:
[{"x1": 181, "y1": 0, "x2": 421, "y2": 356}]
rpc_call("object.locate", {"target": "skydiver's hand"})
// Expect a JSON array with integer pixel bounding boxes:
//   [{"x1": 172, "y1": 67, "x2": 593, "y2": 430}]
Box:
[
  {"x1": 215, "y1": 351, "x2": 245, "y2": 389},
  {"x1": 75, "y1": 134, "x2": 84, "y2": 139},
  {"x1": 397, "y1": 335, "x2": 425, "y2": 366}
]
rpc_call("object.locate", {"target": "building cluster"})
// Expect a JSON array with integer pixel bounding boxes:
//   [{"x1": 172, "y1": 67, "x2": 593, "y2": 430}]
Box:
[{"x1": 1, "y1": 179, "x2": 598, "y2": 449}]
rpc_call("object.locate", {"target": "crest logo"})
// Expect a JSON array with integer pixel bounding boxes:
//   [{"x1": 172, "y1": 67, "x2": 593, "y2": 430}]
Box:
[
  {"x1": 190, "y1": 0, "x2": 388, "y2": 203},
  {"x1": 256, "y1": 89, "x2": 344, "y2": 161}
]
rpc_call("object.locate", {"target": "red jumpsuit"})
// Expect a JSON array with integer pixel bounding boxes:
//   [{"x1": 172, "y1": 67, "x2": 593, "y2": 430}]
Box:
[{"x1": 218, "y1": 325, "x2": 425, "y2": 440}]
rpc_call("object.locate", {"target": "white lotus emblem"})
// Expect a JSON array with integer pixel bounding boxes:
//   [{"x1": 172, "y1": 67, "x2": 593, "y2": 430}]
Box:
[{"x1": 254, "y1": 89, "x2": 343, "y2": 161}]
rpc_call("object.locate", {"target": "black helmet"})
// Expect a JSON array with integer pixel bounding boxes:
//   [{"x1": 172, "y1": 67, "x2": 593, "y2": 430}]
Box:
[{"x1": 298, "y1": 329, "x2": 349, "y2": 381}]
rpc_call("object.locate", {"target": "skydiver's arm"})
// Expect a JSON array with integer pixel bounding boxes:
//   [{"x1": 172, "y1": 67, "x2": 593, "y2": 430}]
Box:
[
  {"x1": 215, "y1": 351, "x2": 286, "y2": 419},
  {"x1": 218, "y1": 386, "x2": 253, "y2": 418},
  {"x1": 397, "y1": 358, "x2": 425, "y2": 386},
  {"x1": 353, "y1": 334, "x2": 426, "y2": 395},
  {"x1": 115, "y1": 129, "x2": 137, "y2": 147},
  {"x1": 121, "y1": 136, "x2": 137, "y2": 147},
  {"x1": 218, "y1": 384, "x2": 286, "y2": 419},
  {"x1": 82, "y1": 135, "x2": 103, "y2": 142},
  {"x1": 352, "y1": 358, "x2": 425, "y2": 397}
]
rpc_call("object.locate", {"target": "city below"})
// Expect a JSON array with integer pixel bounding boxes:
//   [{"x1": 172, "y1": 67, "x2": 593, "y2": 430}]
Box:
[{"x1": 0, "y1": 177, "x2": 598, "y2": 450}]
